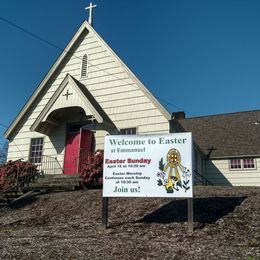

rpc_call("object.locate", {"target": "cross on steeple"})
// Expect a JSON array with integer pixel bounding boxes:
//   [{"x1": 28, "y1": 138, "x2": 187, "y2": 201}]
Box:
[
  {"x1": 63, "y1": 89, "x2": 73, "y2": 100},
  {"x1": 85, "y1": 2, "x2": 97, "y2": 26}
]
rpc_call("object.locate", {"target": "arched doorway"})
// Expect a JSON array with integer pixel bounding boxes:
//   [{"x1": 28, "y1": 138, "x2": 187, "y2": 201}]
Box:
[{"x1": 46, "y1": 107, "x2": 95, "y2": 174}]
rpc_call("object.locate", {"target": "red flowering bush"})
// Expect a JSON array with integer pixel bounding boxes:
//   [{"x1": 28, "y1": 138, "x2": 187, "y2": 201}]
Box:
[
  {"x1": 79, "y1": 150, "x2": 104, "y2": 188},
  {"x1": 0, "y1": 160, "x2": 38, "y2": 190}
]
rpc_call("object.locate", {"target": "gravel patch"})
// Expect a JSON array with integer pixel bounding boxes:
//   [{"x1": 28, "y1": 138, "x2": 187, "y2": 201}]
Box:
[{"x1": 0, "y1": 186, "x2": 259, "y2": 259}]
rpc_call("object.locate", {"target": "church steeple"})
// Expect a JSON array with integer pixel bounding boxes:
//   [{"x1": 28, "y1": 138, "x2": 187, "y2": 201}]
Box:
[{"x1": 85, "y1": 2, "x2": 97, "y2": 26}]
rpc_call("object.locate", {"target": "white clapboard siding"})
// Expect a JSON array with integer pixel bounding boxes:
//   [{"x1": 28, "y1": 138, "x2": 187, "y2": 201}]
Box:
[
  {"x1": 105, "y1": 102, "x2": 155, "y2": 115},
  {"x1": 204, "y1": 158, "x2": 260, "y2": 186},
  {"x1": 7, "y1": 24, "x2": 170, "y2": 169},
  {"x1": 101, "y1": 97, "x2": 151, "y2": 109},
  {"x1": 89, "y1": 63, "x2": 119, "y2": 74}
]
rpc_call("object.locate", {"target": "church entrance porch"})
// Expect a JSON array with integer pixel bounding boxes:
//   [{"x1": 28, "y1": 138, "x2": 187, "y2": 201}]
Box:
[{"x1": 31, "y1": 103, "x2": 116, "y2": 177}]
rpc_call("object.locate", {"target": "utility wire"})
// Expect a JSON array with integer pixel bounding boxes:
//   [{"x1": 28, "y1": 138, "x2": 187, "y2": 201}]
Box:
[
  {"x1": 0, "y1": 122, "x2": 8, "y2": 129},
  {"x1": 0, "y1": 15, "x2": 188, "y2": 108},
  {"x1": 0, "y1": 15, "x2": 258, "y2": 151},
  {"x1": 0, "y1": 128, "x2": 24, "y2": 158},
  {"x1": 0, "y1": 16, "x2": 64, "y2": 52},
  {"x1": 0, "y1": 15, "x2": 181, "y2": 96},
  {"x1": 0, "y1": 15, "x2": 193, "y2": 114}
]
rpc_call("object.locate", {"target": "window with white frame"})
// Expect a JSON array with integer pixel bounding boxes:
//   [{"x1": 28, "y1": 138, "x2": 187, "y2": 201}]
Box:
[
  {"x1": 120, "y1": 128, "x2": 137, "y2": 135},
  {"x1": 243, "y1": 158, "x2": 256, "y2": 169},
  {"x1": 81, "y1": 54, "x2": 88, "y2": 77},
  {"x1": 29, "y1": 138, "x2": 43, "y2": 163},
  {"x1": 229, "y1": 158, "x2": 256, "y2": 170}
]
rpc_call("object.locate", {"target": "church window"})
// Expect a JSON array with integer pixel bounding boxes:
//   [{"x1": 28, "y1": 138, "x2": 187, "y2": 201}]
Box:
[
  {"x1": 81, "y1": 54, "x2": 88, "y2": 77},
  {"x1": 29, "y1": 138, "x2": 43, "y2": 163},
  {"x1": 120, "y1": 128, "x2": 137, "y2": 135},
  {"x1": 243, "y1": 158, "x2": 256, "y2": 169},
  {"x1": 229, "y1": 158, "x2": 256, "y2": 170},
  {"x1": 230, "y1": 159, "x2": 241, "y2": 169}
]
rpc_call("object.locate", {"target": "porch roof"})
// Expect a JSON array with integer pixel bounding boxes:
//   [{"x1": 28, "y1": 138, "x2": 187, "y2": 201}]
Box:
[{"x1": 31, "y1": 74, "x2": 115, "y2": 133}]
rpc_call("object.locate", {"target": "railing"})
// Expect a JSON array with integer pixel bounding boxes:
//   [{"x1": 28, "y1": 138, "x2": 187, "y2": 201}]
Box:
[
  {"x1": 36, "y1": 155, "x2": 63, "y2": 175},
  {"x1": 194, "y1": 170, "x2": 213, "y2": 186},
  {"x1": 0, "y1": 155, "x2": 63, "y2": 194},
  {"x1": 0, "y1": 155, "x2": 78, "y2": 203},
  {"x1": 37, "y1": 155, "x2": 80, "y2": 187},
  {"x1": 0, "y1": 159, "x2": 40, "y2": 201}
]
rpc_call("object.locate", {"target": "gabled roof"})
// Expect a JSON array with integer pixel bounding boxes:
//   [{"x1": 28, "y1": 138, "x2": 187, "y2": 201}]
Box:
[
  {"x1": 174, "y1": 110, "x2": 260, "y2": 158},
  {"x1": 31, "y1": 74, "x2": 110, "y2": 132},
  {"x1": 4, "y1": 20, "x2": 170, "y2": 139}
]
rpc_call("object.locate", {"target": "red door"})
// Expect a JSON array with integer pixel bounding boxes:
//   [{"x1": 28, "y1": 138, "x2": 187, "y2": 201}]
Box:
[
  {"x1": 63, "y1": 132, "x2": 80, "y2": 174},
  {"x1": 63, "y1": 129, "x2": 94, "y2": 174}
]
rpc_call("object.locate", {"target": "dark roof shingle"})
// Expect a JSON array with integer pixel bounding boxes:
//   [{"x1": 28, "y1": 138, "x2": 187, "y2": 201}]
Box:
[{"x1": 174, "y1": 110, "x2": 260, "y2": 158}]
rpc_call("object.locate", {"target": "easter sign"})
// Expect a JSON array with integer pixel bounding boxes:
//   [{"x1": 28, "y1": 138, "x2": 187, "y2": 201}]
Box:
[{"x1": 103, "y1": 133, "x2": 193, "y2": 198}]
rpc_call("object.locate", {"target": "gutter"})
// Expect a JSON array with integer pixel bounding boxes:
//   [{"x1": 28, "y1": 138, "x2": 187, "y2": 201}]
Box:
[{"x1": 209, "y1": 154, "x2": 260, "y2": 160}]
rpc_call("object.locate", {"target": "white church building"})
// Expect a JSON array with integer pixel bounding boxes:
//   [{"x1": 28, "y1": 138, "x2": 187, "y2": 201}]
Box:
[{"x1": 4, "y1": 8, "x2": 171, "y2": 175}]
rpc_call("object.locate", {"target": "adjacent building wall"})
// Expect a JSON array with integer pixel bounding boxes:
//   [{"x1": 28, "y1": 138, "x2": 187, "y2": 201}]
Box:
[{"x1": 205, "y1": 158, "x2": 260, "y2": 186}]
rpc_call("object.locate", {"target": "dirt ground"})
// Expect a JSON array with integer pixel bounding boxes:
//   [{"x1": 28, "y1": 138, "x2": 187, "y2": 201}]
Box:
[{"x1": 0, "y1": 186, "x2": 259, "y2": 259}]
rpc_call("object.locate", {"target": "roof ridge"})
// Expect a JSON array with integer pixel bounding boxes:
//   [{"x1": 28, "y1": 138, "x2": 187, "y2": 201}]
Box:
[{"x1": 184, "y1": 109, "x2": 260, "y2": 120}]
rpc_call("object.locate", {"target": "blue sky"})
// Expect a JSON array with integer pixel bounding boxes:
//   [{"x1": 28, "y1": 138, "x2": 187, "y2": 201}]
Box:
[{"x1": 0, "y1": 0, "x2": 260, "y2": 140}]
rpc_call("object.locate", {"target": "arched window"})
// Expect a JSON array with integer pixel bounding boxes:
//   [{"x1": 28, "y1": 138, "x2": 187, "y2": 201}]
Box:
[{"x1": 81, "y1": 54, "x2": 88, "y2": 77}]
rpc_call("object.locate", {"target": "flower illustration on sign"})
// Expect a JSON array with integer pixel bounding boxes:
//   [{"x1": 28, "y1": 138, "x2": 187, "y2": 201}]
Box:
[{"x1": 157, "y1": 148, "x2": 191, "y2": 193}]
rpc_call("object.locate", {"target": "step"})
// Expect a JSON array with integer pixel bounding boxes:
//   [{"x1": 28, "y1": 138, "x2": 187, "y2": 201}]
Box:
[
  {"x1": 37, "y1": 177, "x2": 79, "y2": 182},
  {"x1": 3, "y1": 190, "x2": 24, "y2": 195},
  {"x1": 0, "y1": 193, "x2": 23, "y2": 203},
  {"x1": 34, "y1": 175, "x2": 76, "y2": 180},
  {"x1": 0, "y1": 174, "x2": 81, "y2": 205},
  {"x1": 2, "y1": 193, "x2": 24, "y2": 199},
  {"x1": 40, "y1": 174, "x2": 79, "y2": 179},
  {"x1": 32, "y1": 179, "x2": 79, "y2": 186},
  {"x1": 0, "y1": 191, "x2": 36, "y2": 206},
  {"x1": 24, "y1": 184, "x2": 76, "y2": 192},
  {"x1": 29, "y1": 181, "x2": 78, "y2": 187},
  {"x1": 26, "y1": 175, "x2": 80, "y2": 191}
]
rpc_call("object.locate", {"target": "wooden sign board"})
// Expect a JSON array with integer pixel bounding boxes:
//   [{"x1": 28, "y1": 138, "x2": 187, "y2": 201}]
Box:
[
  {"x1": 102, "y1": 133, "x2": 194, "y2": 232},
  {"x1": 103, "y1": 133, "x2": 193, "y2": 198}
]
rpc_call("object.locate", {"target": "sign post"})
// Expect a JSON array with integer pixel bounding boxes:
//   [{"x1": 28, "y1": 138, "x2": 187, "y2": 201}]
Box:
[
  {"x1": 102, "y1": 133, "x2": 194, "y2": 232},
  {"x1": 102, "y1": 197, "x2": 109, "y2": 228},
  {"x1": 187, "y1": 198, "x2": 194, "y2": 233}
]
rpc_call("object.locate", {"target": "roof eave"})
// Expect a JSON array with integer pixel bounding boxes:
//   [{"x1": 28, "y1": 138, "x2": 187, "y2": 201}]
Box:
[
  {"x1": 31, "y1": 73, "x2": 104, "y2": 132},
  {"x1": 209, "y1": 154, "x2": 260, "y2": 160}
]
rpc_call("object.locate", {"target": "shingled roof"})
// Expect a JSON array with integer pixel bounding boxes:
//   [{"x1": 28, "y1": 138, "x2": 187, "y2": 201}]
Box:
[{"x1": 172, "y1": 110, "x2": 260, "y2": 158}]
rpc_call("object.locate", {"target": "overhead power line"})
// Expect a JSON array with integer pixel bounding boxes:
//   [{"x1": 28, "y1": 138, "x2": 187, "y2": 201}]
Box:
[
  {"x1": 0, "y1": 132, "x2": 24, "y2": 158},
  {"x1": 0, "y1": 16, "x2": 64, "y2": 52},
  {"x1": 0, "y1": 15, "x2": 190, "y2": 113},
  {"x1": 0, "y1": 122, "x2": 8, "y2": 129},
  {"x1": 0, "y1": 130, "x2": 19, "y2": 157}
]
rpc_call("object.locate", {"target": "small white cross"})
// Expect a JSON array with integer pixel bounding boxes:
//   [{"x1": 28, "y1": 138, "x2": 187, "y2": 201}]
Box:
[
  {"x1": 62, "y1": 89, "x2": 73, "y2": 100},
  {"x1": 85, "y1": 2, "x2": 97, "y2": 26}
]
